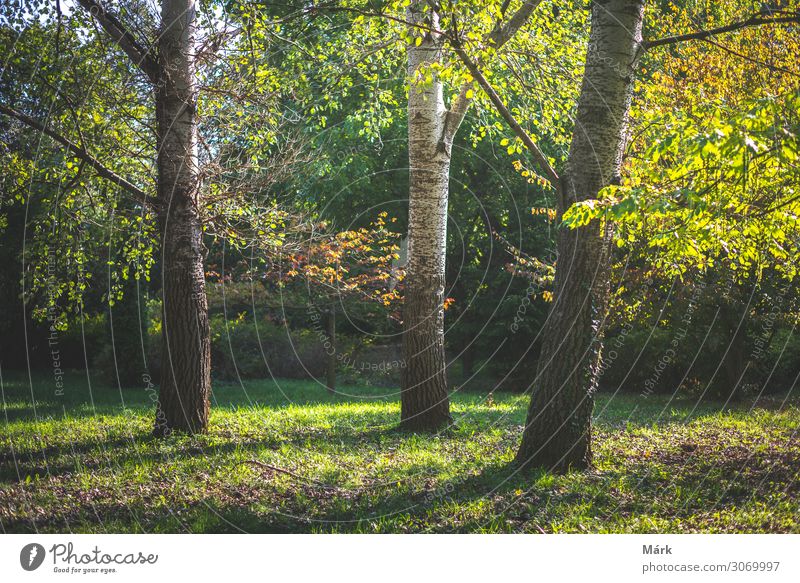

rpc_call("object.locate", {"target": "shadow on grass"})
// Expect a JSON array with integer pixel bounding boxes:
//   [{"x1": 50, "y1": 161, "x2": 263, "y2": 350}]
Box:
[
  {"x1": 0, "y1": 409, "x2": 415, "y2": 483},
  {"x1": 4, "y1": 372, "x2": 798, "y2": 533},
  {"x1": 4, "y1": 428, "x2": 799, "y2": 533}
]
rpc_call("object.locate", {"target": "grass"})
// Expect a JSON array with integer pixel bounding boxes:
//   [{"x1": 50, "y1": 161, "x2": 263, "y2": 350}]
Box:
[{"x1": 1, "y1": 370, "x2": 798, "y2": 533}]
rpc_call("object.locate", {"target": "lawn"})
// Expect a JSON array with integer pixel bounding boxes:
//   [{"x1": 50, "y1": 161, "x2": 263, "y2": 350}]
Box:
[{"x1": 1, "y1": 370, "x2": 798, "y2": 533}]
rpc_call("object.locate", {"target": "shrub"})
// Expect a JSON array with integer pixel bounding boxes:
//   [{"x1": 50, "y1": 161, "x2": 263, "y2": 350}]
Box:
[{"x1": 210, "y1": 314, "x2": 328, "y2": 380}]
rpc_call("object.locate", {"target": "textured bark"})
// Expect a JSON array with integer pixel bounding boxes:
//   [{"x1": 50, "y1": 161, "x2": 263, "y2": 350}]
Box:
[
  {"x1": 401, "y1": 1, "x2": 453, "y2": 431},
  {"x1": 153, "y1": 0, "x2": 211, "y2": 436},
  {"x1": 515, "y1": 0, "x2": 645, "y2": 472}
]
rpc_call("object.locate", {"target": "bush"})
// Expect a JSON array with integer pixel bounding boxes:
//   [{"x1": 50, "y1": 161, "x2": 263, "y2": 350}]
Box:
[
  {"x1": 599, "y1": 327, "x2": 686, "y2": 394},
  {"x1": 600, "y1": 321, "x2": 800, "y2": 399},
  {"x1": 754, "y1": 328, "x2": 800, "y2": 394},
  {"x1": 336, "y1": 343, "x2": 404, "y2": 387},
  {"x1": 210, "y1": 314, "x2": 328, "y2": 381},
  {"x1": 90, "y1": 286, "x2": 150, "y2": 388}
]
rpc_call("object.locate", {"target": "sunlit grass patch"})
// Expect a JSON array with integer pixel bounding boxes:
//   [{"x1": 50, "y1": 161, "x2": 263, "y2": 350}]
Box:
[{"x1": 1, "y1": 372, "x2": 798, "y2": 533}]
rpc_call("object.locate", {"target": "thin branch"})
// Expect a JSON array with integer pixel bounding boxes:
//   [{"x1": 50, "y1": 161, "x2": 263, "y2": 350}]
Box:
[
  {"x1": 450, "y1": 41, "x2": 560, "y2": 191},
  {"x1": 243, "y1": 460, "x2": 340, "y2": 491},
  {"x1": 75, "y1": 0, "x2": 160, "y2": 83},
  {"x1": 442, "y1": 0, "x2": 544, "y2": 143},
  {"x1": 644, "y1": 12, "x2": 800, "y2": 49},
  {"x1": 443, "y1": 82, "x2": 471, "y2": 142},
  {"x1": 313, "y1": 2, "x2": 443, "y2": 38},
  {"x1": 0, "y1": 103, "x2": 152, "y2": 202},
  {"x1": 699, "y1": 36, "x2": 799, "y2": 78},
  {"x1": 487, "y1": 0, "x2": 545, "y2": 48}
]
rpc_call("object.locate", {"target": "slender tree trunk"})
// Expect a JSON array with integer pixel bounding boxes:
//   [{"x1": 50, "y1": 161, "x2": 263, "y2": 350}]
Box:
[
  {"x1": 718, "y1": 286, "x2": 749, "y2": 401},
  {"x1": 401, "y1": 1, "x2": 453, "y2": 431},
  {"x1": 325, "y1": 308, "x2": 336, "y2": 393},
  {"x1": 515, "y1": 0, "x2": 645, "y2": 472},
  {"x1": 153, "y1": 0, "x2": 211, "y2": 436}
]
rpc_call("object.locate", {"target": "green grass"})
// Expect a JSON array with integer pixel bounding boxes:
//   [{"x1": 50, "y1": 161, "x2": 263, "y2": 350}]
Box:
[{"x1": 1, "y1": 370, "x2": 798, "y2": 533}]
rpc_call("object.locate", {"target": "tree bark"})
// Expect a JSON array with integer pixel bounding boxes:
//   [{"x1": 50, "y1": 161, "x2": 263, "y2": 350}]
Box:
[
  {"x1": 401, "y1": 1, "x2": 453, "y2": 431},
  {"x1": 153, "y1": 0, "x2": 211, "y2": 436},
  {"x1": 515, "y1": 0, "x2": 645, "y2": 472},
  {"x1": 717, "y1": 284, "x2": 749, "y2": 402}
]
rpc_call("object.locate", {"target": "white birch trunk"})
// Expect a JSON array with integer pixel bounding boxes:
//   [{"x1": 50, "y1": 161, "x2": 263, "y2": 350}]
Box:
[{"x1": 400, "y1": 1, "x2": 453, "y2": 430}]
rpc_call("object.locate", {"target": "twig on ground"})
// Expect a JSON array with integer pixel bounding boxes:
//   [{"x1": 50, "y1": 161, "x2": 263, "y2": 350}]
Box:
[{"x1": 243, "y1": 459, "x2": 340, "y2": 491}]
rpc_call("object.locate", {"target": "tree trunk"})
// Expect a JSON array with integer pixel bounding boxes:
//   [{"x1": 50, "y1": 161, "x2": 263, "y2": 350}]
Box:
[
  {"x1": 718, "y1": 285, "x2": 749, "y2": 402},
  {"x1": 401, "y1": 1, "x2": 453, "y2": 431},
  {"x1": 153, "y1": 0, "x2": 211, "y2": 436},
  {"x1": 515, "y1": 0, "x2": 644, "y2": 472},
  {"x1": 325, "y1": 308, "x2": 336, "y2": 393}
]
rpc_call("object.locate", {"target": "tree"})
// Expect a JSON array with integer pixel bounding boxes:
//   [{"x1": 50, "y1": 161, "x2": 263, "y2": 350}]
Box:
[
  {"x1": 1, "y1": 0, "x2": 210, "y2": 434},
  {"x1": 400, "y1": 0, "x2": 546, "y2": 430},
  {"x1": 401, "y1": 1, "x2": 455, "y2": 429},
  {"x1": 253, "y1": 0, "x2": 563, "y2": 429},
  {"x1": 514, "y1": 0, "x2": 646, "y2": 471},
  {"x1": 1, "y1": 0, "x2": 364, "y2": 432},
  {"x1": 514, "y1": 0, "x2": 799, "y2": 471},
  {"x1": 44, "y1": 0, "x2": 210, "y2": 435},
  {"x1": 147, "y1": 0, "x2": 211, "y2": 435}
]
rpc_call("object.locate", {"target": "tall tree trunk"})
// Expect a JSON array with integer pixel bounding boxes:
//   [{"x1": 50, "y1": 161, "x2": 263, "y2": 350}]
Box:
[
  {"x1": 717, "y1": 284, "x2": 749, "y2": 402},
  {"x1": 515, "y1": 0, "x2": 645, "y2": 472},
  {"x1": 153, "y1": 0, "x2": 211, "y2": 436},
  {"x1": 401, "y1": 1, "x2": 453, "y2": 431},
  {"x1": 325, "y1": 308, "x2": 336, "y2": 393}
]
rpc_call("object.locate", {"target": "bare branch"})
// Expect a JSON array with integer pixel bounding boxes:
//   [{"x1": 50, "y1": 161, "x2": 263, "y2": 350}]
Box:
[
  {"x1": 0, "y1": 103, "x2": 152, "y2": 202},
  {"x1": 644, "y1": 12, "x2": 800, "y2": 49},
  {"x1": 75, "y1": 0, "x2": 160, "y2": 83},
  {"x1": 442, "y1": 0, "x2": 545, "y2": 142},
  {"x1": 450, "y1": 42, "x2": 560, "y2": 192}
]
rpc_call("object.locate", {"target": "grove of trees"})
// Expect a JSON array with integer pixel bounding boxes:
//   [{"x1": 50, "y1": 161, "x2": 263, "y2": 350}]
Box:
[{"x1": 1, "y1": 0, "x2": 798, "y2": 474}]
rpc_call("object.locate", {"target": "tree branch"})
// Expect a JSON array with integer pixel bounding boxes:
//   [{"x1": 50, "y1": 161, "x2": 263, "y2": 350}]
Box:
[
  {"x1": 443, "y1": 82, "x2": 471, "y2": 142},
  {"x1": 700, "y1": 36, "x2": 799, "y2": 77},
  {"x1": 488, "y1": 0, "x2": 545, "y2": 48},
  {"x1": 0, "y1": 103, "x2": 152, "y2": 202},
  {"x1": 442, "y1": 0, "x2": 544, "y2": 143},
  {"x1": 76, "y1": 0, "x2": 160, "y2": 83},
  {"x1": 450, "y1": 42, "x2": 560, "y2": 192},
  {"x1": 644, "y1": 12, "x2": 800, "y2": 49}
]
